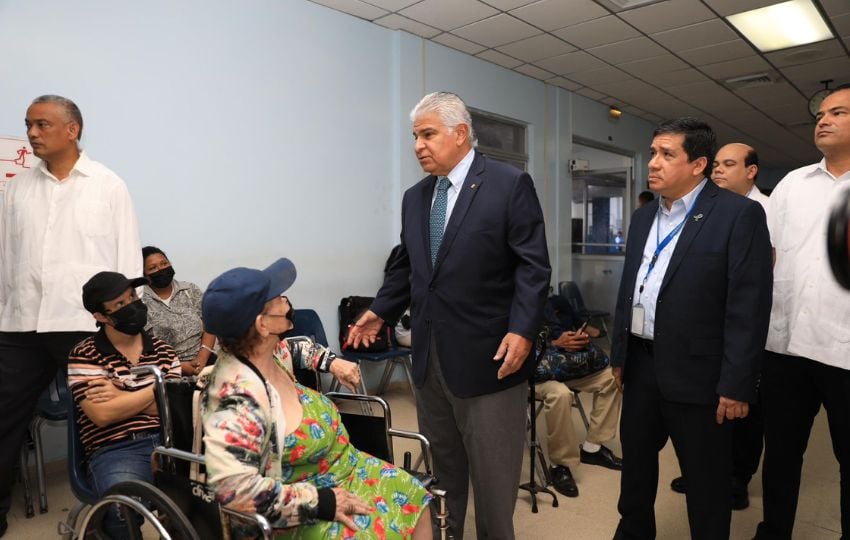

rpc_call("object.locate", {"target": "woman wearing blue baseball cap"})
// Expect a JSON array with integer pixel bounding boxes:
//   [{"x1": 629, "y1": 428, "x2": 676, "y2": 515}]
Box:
[{"x1": 200, "y1": 258, "x2": 432, "y2": 538}]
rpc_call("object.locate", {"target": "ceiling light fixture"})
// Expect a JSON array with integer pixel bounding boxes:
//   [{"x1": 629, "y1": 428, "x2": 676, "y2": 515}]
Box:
[
  {"x1": 609, "y1": 106, "x2": 623, "y2": 119},
  {"x1": 726, "y1": 0, "x2": 833, "y2": 53}
]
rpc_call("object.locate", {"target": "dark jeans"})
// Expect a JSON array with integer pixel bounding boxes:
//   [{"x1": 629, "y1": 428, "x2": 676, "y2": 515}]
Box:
[
  {"x1": 87, "y1": 432, "x2": 159, "y2": 539},
  {"x1": 756, "y1": 351, "x2": 850, "y2": 540},
  {"x1": 0, "y1": 331, "x2": 92, "y2": 515}
]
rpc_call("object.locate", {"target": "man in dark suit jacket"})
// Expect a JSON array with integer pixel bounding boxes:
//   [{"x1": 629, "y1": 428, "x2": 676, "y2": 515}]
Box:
[
  {"x1": 611, "y1": 118, "x2": 772, "y2": 539},
  {"x1": 347, "y1": 92, "x2": 550, "y2": 539}
]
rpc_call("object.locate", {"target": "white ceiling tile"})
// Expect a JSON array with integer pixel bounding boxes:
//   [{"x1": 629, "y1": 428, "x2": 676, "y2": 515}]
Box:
[
  {"x1": 666, "y1": 80, "x2": 724, "y2": 95},
  {"x1": 700, "y1": 56, "x2": 772, "y2": 80},
  {"x1": 496, "y1": 33, "x2": 576, "y2": 62},
  {"x1": 821, "y1": 0, "x2": 850, "y2": 16},
  {"x1": 650, "y1": 68, "x2": 711, "y2": 87},
  {"x1": 789, "y1": 124, "x2": 816, "y2": 142},
  {"x1": 765, "y1": 39, "x2": 846, "y2": 68},
  {"x1": 481, "y1": 0, "x2": 538, "y2": 9},
  {"x1": 781, "y1": 56, "x2": 850, "y2": 95},
  {"x1": 362, "y1": 0, "x2": 420, "y2": 10},
  {"x1": 683, "y1": 90, "x2": 752, "y2": 113},
  {"x1": 551, "y1": 15, "x2": 641, "y2": 49},
  {"x1": 400, "y1": 0, "x2": 498, "y2": 31},
  {"x1": 701, "y1": 0, "x2": 779, "y2": 17},
  {"x1": 588, "y1": 36, "x2": 667, "y2": 64},
  {"x1": 621, "y1": 104, "x2": 646, "y2": 116},
  {"x1": 652, "y1": 19, "x2": 738, "y2": 51},
  {"x1": 514, "y1": 63, "x2": 555, "y2": 80},
  {"x1": 475, "y1": 49, "x2": 524, "y2": 68},
  {"x1": 509, "y1": 0, "x2": 609, "y2": 32},
  {"x1": 593, "y1": 78, "x2": 664, "y2": 101},
  {"x1": 534, "y1": 50, "x2": 609, "y2": 74},
  {"x1": 374, "y1": 13, "x2": 441, "y2": 36},
  {"x1": 309, "y1": 0, "x2": 388, "y2": 20},
  {"x1": 566, "y1": 66, "x2": 634, "y2": 86},
  {"x1": 617, "y1": 54, "x2": 689, "y2": 75},
  {"x1": 759, "y1": 102, "x2": 816, "y2": 127},
  {"x1": 453, "y1": 14, "x2": 540, "y2": 47},
  {"x1": 431, "y1": 32, "x2": 488, "y2": 54},
  {"x1": 676, "y1": 40, "x2": 756, "y2": 65},
  {"x1": 734, "y1": 82, "x2": 806, "y2": 107},
  {"x1": 618, "y1": 0, "x2": 715, "y2": 34},
  {"x1": 575, "y1": 87, "x2": 608, "y2": 101},
  {"x1": 830, "y1": 13, "x2": 850, "y2": 37},
  {"x1": 546, "y1": 76, "x2": 583, "y2": 91}
]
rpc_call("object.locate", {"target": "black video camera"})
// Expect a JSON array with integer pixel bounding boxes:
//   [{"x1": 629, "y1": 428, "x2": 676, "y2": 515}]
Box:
[{"x1": 828, "y1": 187, "x2": 850, "y2": 290}]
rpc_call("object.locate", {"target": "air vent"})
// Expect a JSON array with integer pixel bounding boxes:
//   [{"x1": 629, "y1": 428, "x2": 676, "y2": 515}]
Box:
[{"x1": 724, "y1": 72, "x2": 777, "y2": 89}]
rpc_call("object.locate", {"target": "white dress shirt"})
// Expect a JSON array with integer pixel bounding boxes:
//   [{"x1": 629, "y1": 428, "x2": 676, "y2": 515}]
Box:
[
  {"x1": 632, "y1": 179, "x2": 707, "y2": 339},
  {"x1": 746, "y1": 184, "x2": 770, "y2": 213},
  {"x1": 430, "y1": 148, "x2": 475, "y2": 231},
  {"x1": 765, "y1": 159, "x2": 850, "y2": 369},
  {"x1": 0, "y1": 152, "x2": 142, "y2": 332}
]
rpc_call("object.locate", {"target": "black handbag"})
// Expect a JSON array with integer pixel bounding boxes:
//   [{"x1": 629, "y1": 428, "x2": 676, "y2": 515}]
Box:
[{"x1": 534, "y1": 342, "x2": 609, "y2": 382}]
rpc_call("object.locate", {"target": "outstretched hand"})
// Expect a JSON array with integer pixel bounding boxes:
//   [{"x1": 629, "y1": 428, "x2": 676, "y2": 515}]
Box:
[
  {"x1": 493, "y1": 333, "x2": 533, "y2": 380},
  {"x1": 345, "y1": 310, "x2": 384, "y2": 349}
]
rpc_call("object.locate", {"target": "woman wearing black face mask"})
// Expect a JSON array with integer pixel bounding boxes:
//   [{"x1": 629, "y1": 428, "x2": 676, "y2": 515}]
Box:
[
  {"x1": 141, "y1": 246, "x2": 216, "y2": 376},
  {"x1": 68, "y1": 271, "x2": 182, "y2": 539}
]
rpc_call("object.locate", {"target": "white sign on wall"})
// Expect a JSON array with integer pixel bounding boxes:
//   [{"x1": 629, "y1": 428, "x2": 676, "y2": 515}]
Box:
[{"x1": 0, "y1": 136, "x2": 37, "y2": 194}]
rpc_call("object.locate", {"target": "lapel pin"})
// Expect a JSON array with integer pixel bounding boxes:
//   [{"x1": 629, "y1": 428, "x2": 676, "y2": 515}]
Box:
[
  {"x1": 693, "y1": 213, "x2": 704, "y2": 222},
  {"x1": 470, "y1": 183, "x2": 477, "y2": 189}
]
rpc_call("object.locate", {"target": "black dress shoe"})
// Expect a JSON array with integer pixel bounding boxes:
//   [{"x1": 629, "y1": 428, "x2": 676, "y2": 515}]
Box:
[
  {"x1": 549, "y1": 465, "x2": 579, "y2": 497},
  {"x1": 670, "y1": 476, "x2": 686, "y2": 494},
  {"x1": 580, "y1": 445, "x2": 623, "y2": 470},
  {"x1": 0, "y1": 512, "x2": 7, "y2": 538}
]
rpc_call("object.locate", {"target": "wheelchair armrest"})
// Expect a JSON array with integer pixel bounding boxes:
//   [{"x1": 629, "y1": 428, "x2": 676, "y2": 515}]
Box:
[
  {"x1": 387, "y1": 428, "x2": 433, "y2": 476},
  {"x1": 220, "y1": 507, "x2": 272, "y2": 540}
]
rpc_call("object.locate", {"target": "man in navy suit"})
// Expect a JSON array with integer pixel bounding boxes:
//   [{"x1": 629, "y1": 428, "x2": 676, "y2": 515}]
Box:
[
  {"x1": 347, "y1": 92, "x2": 550, "y2": 539},
  {"x1": 611, "y1": 118, "x2": 772, "y2": 539}
]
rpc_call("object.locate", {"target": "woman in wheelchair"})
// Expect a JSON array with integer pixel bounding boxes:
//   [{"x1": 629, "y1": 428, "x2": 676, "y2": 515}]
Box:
[
  {"x1": 200, "y1": 258, "x2": 433, "y2": 538},
  {"x1": 68, "y1": 271, "x2": 183, "y2": 538}
]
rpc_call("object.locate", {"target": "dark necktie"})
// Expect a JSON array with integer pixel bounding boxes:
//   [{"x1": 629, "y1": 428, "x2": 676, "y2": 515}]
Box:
[{"x1": 430, "y1": 176, "x2": 450, "y2": 266}]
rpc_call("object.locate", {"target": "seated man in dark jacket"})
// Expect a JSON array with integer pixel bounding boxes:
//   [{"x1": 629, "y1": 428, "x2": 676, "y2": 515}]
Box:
[{"x1": 535, "y1": 297, "x2": 623, "y2": 497}]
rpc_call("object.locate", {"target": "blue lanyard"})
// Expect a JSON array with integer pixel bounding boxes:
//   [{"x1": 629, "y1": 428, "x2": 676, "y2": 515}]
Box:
[{"x1": 638, "y1": 201, "x2": 697, "y2": 295}]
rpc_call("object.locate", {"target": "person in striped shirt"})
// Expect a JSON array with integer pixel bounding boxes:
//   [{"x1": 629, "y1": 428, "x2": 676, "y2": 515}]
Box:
[{"x1": 68, "y1": 271, "x2": 180, "y2": 539}]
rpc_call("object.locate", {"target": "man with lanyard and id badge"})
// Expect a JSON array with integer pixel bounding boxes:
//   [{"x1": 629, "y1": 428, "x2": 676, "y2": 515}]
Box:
[{"x1": 610, "y1": 118, "x2": 773, "y2": 540}]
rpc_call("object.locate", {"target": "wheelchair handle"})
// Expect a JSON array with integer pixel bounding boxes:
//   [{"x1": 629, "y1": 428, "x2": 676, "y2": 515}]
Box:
[{"x1": 130, "y1": 365, "x2": 173, "y2": 449}]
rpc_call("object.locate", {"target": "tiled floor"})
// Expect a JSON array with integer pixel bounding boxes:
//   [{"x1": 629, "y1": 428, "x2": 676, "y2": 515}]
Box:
[{"x1": 7, "y1": 381, "x2": 842, "y2": 539}]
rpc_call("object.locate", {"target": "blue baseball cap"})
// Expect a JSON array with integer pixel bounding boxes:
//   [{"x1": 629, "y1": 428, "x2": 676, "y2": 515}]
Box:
[{"x1": 202, "y1": 258, "x2": 297, "y2": 340}]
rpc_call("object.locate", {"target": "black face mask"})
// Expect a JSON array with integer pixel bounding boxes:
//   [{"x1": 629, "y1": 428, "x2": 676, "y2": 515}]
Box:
[
  {"x1": 148, "y1": 266, "x2": 175, "y2": 289},
  {"x1": 278, "y1": 300, "x2": 296, "y2": 340},
  {"x1": 108, "y1": 299, "x2": 148, "y2": 335}
]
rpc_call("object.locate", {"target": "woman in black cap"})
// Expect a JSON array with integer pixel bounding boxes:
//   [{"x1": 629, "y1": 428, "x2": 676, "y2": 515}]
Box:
[{"x1": 201, "y1": 258, "x2": 432, "y2": 538}]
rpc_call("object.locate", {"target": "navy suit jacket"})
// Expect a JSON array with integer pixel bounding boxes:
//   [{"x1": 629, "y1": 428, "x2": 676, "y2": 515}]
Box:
[
  {"x1": 611, "y1": 180, "x2": 773, "y2": 404},
  {"x1": 370, "y1": 152, "x2": 551, "y2": 398}
]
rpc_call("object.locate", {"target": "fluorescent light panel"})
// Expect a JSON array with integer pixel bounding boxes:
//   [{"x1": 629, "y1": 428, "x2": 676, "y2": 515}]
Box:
[{"x1": 726, "y1": 0, "x2": 833, "y2": 53}]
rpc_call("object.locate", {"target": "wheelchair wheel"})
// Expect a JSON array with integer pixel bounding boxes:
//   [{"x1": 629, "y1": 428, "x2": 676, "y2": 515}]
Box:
[{"x1": 78, "y1": 480, "x2": 199, "y2": 540}]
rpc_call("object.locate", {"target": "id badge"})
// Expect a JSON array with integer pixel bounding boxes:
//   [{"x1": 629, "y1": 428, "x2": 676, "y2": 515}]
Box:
[{"x1": 631, "y1": 303, "x2": 645, "y2": 336}]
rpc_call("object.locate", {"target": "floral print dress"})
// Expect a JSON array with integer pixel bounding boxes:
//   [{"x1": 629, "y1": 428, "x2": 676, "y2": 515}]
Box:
[
  {"x1": 202, "y1": 339, "x2": 430, "y2": 539},
  {"x1": 279, "y1": 385, "x2": 431, "y2": 539}
]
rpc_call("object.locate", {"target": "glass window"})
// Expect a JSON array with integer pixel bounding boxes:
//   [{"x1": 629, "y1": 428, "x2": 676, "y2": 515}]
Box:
[
  {"x1": 470, "y1": 110, "x2": 528, "y2": 171},
  {"x1": 572, "y1": 170, "x2": 628, "y2": 255}
]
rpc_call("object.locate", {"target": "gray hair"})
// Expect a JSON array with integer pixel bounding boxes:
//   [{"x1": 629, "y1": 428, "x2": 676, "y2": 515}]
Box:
[
  {"x1": 410, "y1": 92, "x2": 476, "y2": 146},
  {"x1": 32, "y1": 95, "x2": 83, "y2": 141}
]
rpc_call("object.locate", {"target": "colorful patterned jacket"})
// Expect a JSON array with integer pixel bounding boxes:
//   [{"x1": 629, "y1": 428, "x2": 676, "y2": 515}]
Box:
[{"x1": 201, "y1": 337, "x2": 336, "y2": 527}]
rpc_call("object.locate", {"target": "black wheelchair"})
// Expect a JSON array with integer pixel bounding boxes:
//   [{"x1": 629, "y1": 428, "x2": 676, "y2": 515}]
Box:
[{"x1": 59, "y1": 362, "x2": 448, "y2": 539}]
